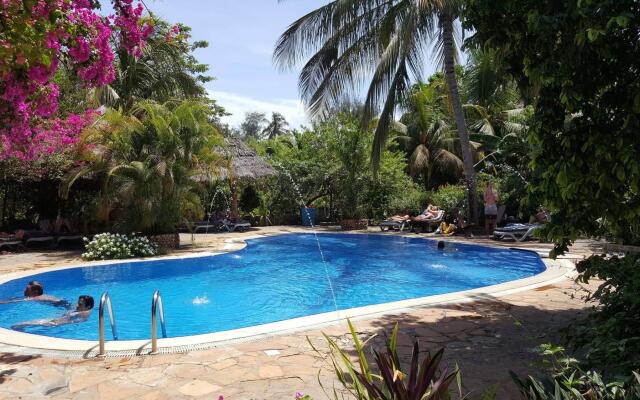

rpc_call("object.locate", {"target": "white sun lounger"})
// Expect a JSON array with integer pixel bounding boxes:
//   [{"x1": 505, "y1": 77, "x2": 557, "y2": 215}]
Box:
[
  {"x1": 493, "y1": 223, "x2": 543, "y2": 242},
  {"x1": 222, "y1": 220, "x2": 251, "y2": 232},
  {"x1": 193, "y1": 224, "x2": 220, "y2": 233}
]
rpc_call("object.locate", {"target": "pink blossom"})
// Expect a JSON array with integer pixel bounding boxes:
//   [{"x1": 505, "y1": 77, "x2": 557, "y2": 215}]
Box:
[{"x1": 0, "y1": 0, "x2": 151, "y2": 160}]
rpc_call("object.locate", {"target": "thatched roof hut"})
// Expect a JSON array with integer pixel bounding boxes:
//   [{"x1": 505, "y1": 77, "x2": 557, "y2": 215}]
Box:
[
  {"x1": 216, "y1": 137, "x2": 276, "y2": 181},
  {"x1": 195, "y1": 137, "x2": 276, "y2": 219},
  {"x1": 194, "y1": 137, "x2": 276, "y2": 182}
]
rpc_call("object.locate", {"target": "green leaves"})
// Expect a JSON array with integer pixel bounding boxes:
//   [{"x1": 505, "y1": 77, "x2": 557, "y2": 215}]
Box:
[{"x1": 315, "y1": 320, "x2": 462, "y2": 400}]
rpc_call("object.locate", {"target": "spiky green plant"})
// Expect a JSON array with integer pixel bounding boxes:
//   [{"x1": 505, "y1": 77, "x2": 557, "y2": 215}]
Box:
[{"x1": 310, "y1": 320, "x2": 462, "y2": 400}]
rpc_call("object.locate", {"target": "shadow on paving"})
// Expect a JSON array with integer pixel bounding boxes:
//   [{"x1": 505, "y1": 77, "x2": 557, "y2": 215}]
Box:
[{"x1": 325, "y1": 288, "x2": 591, "y2": 400}]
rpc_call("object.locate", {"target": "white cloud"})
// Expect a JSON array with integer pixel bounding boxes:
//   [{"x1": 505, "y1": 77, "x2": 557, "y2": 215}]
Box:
[{"x1": 209, "y1": 90, "x2": 309, "y2": 129}]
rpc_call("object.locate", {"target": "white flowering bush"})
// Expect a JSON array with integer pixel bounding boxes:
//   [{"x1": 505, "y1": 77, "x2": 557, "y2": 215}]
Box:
[{"x1": 82, "y1": 233, "x2": 158, "y2": 261}]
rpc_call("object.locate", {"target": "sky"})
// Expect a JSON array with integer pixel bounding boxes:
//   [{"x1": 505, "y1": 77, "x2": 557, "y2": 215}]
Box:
[
  {"x1": 141, "y1": 0, "x2": 322, "y2": 128},
  {"x1": 135, "y1": 1, "x2": 450, "y2": 130}
]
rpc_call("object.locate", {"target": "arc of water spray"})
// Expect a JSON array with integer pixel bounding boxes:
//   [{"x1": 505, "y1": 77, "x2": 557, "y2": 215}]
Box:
[{"x1": 275, "y1": 163, "x2": 339, "y2": 312}]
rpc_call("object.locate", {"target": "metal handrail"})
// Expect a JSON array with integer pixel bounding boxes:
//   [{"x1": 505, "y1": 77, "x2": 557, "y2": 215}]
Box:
[
  {"x1": 98, "y1": 292, "x2": 118, "y2": 356},
  {"x1": 150, "y1": 290, "x2": 166, "y2": 354}
]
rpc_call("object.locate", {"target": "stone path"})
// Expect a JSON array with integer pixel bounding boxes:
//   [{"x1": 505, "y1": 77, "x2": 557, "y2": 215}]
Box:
[{"x1": 0, "y1": 227, "x2": 602, "y2": 399}]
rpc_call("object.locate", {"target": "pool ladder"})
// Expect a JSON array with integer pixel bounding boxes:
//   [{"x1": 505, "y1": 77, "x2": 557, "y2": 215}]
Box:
[
  {"x1": 97, "y1": 290, "x2": 167, "y2": 356},
  {"x1": 150, "y1": 290, "x2": 167, "y2": 354},
  {"x1": 98, "y1": 292, "x2": 118, "y2": 356}
]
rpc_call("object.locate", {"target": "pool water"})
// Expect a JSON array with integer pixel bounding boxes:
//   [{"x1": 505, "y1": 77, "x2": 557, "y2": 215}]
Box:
[{"x1": 0, "y1": 233, "x2": 545, "y2": 340}]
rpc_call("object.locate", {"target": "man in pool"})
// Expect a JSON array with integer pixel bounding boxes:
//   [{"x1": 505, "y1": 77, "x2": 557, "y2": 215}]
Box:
[
  {"x1": 11, "y1": 295, "x2": 95, "y2": 330},
  {"x1": 0, "y1": 281, "x2": 69, "y2": 308}
]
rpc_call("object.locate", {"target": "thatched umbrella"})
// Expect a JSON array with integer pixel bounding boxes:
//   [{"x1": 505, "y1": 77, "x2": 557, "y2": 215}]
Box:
[{"x1": 196, "y1": 137, "x2": 276, "y2": 218}]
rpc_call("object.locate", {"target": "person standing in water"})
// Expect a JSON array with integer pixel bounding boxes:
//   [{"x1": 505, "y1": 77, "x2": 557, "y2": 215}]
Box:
[
  {"x1": 11, "y1": 295, "x2": 95, "y2": 330},
  {"x1": 0, "y1": 281, "x2": 69, "y2": 308},
  {"x1": 484, "y1": 182, "x2": 499, "y2": 234}
]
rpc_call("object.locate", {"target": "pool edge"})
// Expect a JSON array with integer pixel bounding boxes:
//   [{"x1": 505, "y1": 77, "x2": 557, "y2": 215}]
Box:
[{"x1": 0, "y1": 253, "x2": 574, "y2": 358}]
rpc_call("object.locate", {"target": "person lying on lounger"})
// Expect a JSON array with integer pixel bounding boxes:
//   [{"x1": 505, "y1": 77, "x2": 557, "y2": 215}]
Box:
[
  {"x1": 0, "y1": 281, "x2": 69, "y2": 308},
  {"x1": 388, "y1": 214, "x2": 410, "y2": 222},
  {"x1": 11, "y1": 295, "x2": 94, "y2": 330},
  {"x1": 412, "y1": 205, "x2": 440, "y2": 221}
]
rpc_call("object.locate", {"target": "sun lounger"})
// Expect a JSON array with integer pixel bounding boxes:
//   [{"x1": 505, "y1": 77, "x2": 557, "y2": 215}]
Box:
[
  {"x1": 222, "y1": 219, "x2": 251, "y2": 232},
  {"x1": 411, "y1": 210, "x2": 445, "y2": 233},
  {"x1": 0, "y1": 237, "x2": 23, "y2": 250},
  {"x1": 25, "y1": 235, "x2": 55, "y2": 247},
  {"x1": 379, "y1": 219, "x2": 409, "y2": 232},
  {"x1": 193, "y1": 223, "x2": 221, "y2": 233},
  {"x1": 55, "y1": 235, "x2": 84, "y2": 246},
  {"x1": 492, "y1": 223, "x2": 543, "y2": 242}
]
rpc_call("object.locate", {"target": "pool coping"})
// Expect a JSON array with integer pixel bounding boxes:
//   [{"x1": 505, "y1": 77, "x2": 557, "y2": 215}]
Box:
[{"x1": 0, "y1": 232, "x2": 575, "y2": 358}]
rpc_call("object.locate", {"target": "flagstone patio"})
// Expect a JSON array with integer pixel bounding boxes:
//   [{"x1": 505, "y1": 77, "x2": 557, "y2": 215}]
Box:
[{"x1": 0, "y1": 227, "x2": 602, "y2": 399}]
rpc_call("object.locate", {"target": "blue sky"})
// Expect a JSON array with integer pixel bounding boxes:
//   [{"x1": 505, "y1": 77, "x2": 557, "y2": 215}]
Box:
[
  {"x1": 133, "y1": 1, "x2": 451, "y2": 129},
  {"x1": 141, "y1": 0, "x2": 322, "y2": 128}
]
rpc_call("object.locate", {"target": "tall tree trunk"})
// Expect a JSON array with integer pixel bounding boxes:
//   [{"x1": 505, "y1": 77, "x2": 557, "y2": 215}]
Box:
[{"x1": 441, "y1": 13, "x2": 479, "y2": 224}]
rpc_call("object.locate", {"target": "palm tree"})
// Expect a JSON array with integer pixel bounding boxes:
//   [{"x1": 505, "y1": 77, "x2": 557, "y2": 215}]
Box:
[
  {"x1": 90, "y1": 21, "x2": 212, "y2": 112},
  {"x1": 60, "y1": 101, "x2": 221, "y2": 233},
  {"x1": 274, "y1": 0, "x2": 480, "y2": 222},
  {"x1": 396, "y1": 84, "x2": 463, "y2": 190},
  {"x1": 261, "y1": 112, "x2": 291, "y2": 140}
]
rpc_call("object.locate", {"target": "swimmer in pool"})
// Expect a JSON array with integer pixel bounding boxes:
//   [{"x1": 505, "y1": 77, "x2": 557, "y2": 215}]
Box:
[
  {"x1": 11, "y1": 295, "x2": 95, "y2": 330},
  {"x1": 0, "y1": 281, "x2": 70, "y2": 308}
]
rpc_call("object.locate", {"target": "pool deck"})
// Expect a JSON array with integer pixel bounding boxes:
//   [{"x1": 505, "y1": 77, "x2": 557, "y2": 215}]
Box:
[{"x1": 0, "y1": 226, "x2": 604, "y2": 399}]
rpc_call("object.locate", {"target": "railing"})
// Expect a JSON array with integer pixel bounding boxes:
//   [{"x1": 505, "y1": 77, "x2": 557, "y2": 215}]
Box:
[
  {"x1": 98, "y1": 292, "x2": 118, "y2": 356},
  {"x1": 150, "y1": 290, "x2": 167, "y2": 354}
]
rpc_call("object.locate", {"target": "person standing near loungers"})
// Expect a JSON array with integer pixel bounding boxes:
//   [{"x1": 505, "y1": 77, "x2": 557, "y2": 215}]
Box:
[{"x1": 484, "y1": 182, "x2": 499, "y2": 234}]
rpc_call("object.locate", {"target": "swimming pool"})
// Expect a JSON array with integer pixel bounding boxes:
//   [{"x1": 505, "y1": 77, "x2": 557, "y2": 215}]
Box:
[{"x1": 0, "y1": 233, "x2": 546, "y2": 341}]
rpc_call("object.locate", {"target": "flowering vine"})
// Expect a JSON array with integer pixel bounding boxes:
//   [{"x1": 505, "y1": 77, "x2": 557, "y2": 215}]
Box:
[{"x1": 0, "y1": 0, "x2": 153, "y2": 160}]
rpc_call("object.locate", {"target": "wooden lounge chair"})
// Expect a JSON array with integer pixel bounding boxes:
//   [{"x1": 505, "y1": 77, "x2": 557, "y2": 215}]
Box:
[{"x1": 493, "y1": 223, "x2": 543, "y2": 242}]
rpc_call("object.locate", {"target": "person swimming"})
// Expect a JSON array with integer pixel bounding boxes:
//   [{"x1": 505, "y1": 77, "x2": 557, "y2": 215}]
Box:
[
  {"x1": 437, "y1": 240, "x2": 446, "y2": 250},
  {"x1": 0, "y1": 281, "x2": 70, "y2": 308},
  {"x1": 11, "y1": 295, "x2": 95, "y2": 330}
]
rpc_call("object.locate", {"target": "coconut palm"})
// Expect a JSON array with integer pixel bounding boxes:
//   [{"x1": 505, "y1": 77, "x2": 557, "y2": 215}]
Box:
[
  {"x1": 396, "y1": 83, "x2": 463, "y2": 190},
  {"x1": 274, "y1": 0, "x2": 479, "y2": 222},
  {"x1": 90, "y1": 21, "x2": 212, "y2": 112},
  {"x1": 261, "y1": 112, "x2": 291, "y2": 140},
  {"x1": 462, "y1": 47, "x2": 522, "y2": 138}
]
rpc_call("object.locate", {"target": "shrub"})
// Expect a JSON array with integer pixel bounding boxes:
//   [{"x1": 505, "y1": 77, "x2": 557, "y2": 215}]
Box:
[
  {"x1": 428, "y1": 184, "x2": 467, "y2": 215},
  {"x1": 311, "y1": 320, "x2": 462, "y2": 400},
  {"x1": 564, "y1": 254, "x2": 640, "y2": 373},
  {"x1": 82, "y1": 233, "x2": 158, "y2": 261},
  {"x1": 386, "y1": 185, "x2": 430, "y2": 216},
  {"x1": 511, "y1": 344, "x2": 640, "y2": 399}
]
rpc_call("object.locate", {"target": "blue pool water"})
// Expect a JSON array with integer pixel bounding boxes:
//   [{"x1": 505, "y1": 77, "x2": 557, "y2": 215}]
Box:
[{"x1": 0, "y1": 233, "x2": 545, "y2": 340}]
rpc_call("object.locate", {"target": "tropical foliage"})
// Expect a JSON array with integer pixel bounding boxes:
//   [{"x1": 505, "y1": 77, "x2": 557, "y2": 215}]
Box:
[
  {"x1": 261, "y1": 112, "x2": 291, "y2": 140},
  {"x1": 511, "y1": 345, "x2": 640, "y2": 400},
  {"x1": 273, "y1": 0, "x2": 480, "y2": 222},
  {"x1": 310, "y1": 321, "x2": 461, "y2": 400},
  {"x1": 249, "y1": 112, "x2": 424, "y2": 224},
  {"x1": 464, "y1": 0, "x2": 640, "y2": 253},
  {"x1": 62, "y1": 101, "x2": 221, "y2": 234}
]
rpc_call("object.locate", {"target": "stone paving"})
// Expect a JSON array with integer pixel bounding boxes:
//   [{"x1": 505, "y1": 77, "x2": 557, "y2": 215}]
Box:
[{"x1": 0, "y1": 227, "x2": 603, "y2": 399}]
